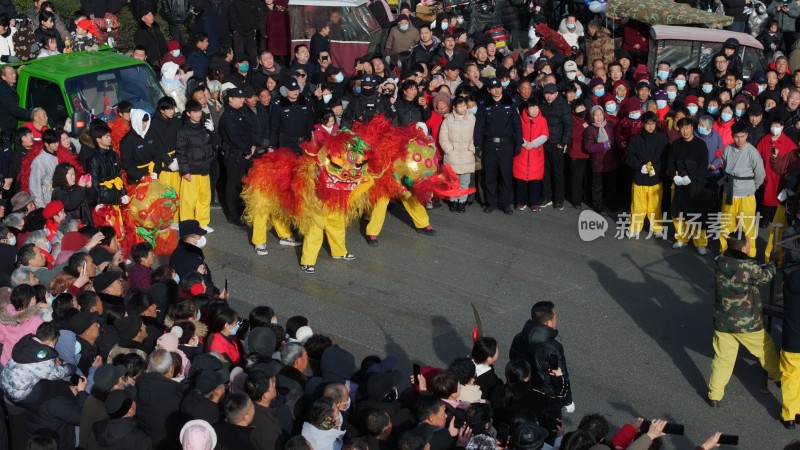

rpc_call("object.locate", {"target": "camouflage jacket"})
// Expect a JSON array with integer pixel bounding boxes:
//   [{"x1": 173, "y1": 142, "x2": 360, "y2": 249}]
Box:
[{"x1": 714, "y1": 250, "x2": 775, "y2": 333}]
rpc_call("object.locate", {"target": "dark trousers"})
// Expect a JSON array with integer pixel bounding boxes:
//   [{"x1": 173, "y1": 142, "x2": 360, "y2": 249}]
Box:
[
  {"x1": 168, "y1": 22, "x2": 185, "y2": 45},
  {"x1": 482, "y1": 142, "x2": 514, "y2": 208},
  {"x1": 210, "y1": 150, "x2": 221, "y2": 204},
  {"x1": 569, "y1": 157, "x2": 590, "y2": 206},
  {"x1": 785, "y1": 32, "x2": 796, "y2": 54},
  {"x1": 233, "y1": 31, "x2": 258, "y2": 64},
  {"x1": 542, "y1": 143, "x2": 565, "y2": 204},
  {"x1": 592, "y1": 170, "x2": 617, "y2": 211},
  {"x1": 514, "y1": 178, "x2": 542, "y2": 207},
  {"x1": 224, "y1": 155, "x2": 251, "y2": 221}
]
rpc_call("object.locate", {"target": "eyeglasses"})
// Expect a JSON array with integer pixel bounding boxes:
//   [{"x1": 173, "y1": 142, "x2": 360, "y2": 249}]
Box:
[{"x1": 296, "y1": 73, "x2": 307, "y2": 78}]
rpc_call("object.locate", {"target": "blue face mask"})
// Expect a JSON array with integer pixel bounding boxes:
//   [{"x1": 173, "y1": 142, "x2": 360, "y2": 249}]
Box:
[
  {"x1": 501, "y1": 80, "x2": 510, "y2": 88},
  {"x1": 616, "y1": 95, "x2": 625, "y2": 102},
  {"x1": 468, "y1": 106, "x2": 477, "y2": 114},
  {"x1": 399, "y1": 24, "x2": 409, "y2": 31},
  {"x1": 594, "y1": 88, "x2": 605, "y2": 97},
  {"x1": 566, "y1": 22, "x2": 576, "y2": 29},
  {"x1": 354, "y1": 86, "x2": 362, "y2": 94},
  {"x1": 675, "y1": 79, "x2": 686, "y2": 89},
  {"x1": 698, "y1": 126, "x2": 710, "y2": 135},
  {"x1": 721, "y1": 112, "x2": 733, "y2": 122},
  {"x1": 575, "y1": 89, "x2": 582, "y2": 98},
  {"x1": 230, "y1": 322, "x2": 240, "y2": 335},
  {"x1": 334, "y1": 72, "x2": 344, "y2": 83},
  {"x1": 702, "y1": 84, "x2": 713, "y2": 94},
  {"x1": 687, "y1": 105, "x2": 698, "y2": 116},
  {"x1": 734, "y1": 109, "x2": 745, "y2": 117},
  {"x1": 758, "y1": 84, "x2": 766, "y2": 94},
  {"x1": 44, "y1": 242, "x2": 52, "y2": 254},
  {"x1": 707, "y1": 106, "x2": 719, "y2": 114},
  {"x1": 323, "y1": 94, "x2": 332, "y2": 103},
  {"x1": 656, "y1": 99, "x2": 667, "y2": 109},
  {"x1": 628, "y1": 111, "x2": 641, "y2": 120},
  {"x1": 605, "y1": 103, "x2": 617, "y2": 114},
  {"x1": 74, "y1": 340, "x2": 82, "y2": 355},
  {"x1": 239, "y1": 62, "x2": 250, "y2": 73},
  {"x1": 6, "y1": 236, "x2": 15, "y2": 246},
  {"x1": 657, "y1": 70, "x2": 669, "y2": 80},
  {"x1": 173, "y1": 272, "x2": 180, "y2": 284},
  {"x1": 667, "y1": 91, "x2": 677, "y2": 100},
  {"x1": 441, "y1": 22, "x2": 448, "y2": 30}
]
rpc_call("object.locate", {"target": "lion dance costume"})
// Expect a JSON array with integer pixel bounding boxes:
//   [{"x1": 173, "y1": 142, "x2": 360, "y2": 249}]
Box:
[{"x1": 241, "y1": 130, "x2": 373, "y2": 271}]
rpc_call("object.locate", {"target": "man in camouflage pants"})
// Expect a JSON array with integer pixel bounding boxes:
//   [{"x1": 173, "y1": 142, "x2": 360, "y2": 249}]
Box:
[{"x1": 707, "y1": 235, "x2": 781, "y2": 407}]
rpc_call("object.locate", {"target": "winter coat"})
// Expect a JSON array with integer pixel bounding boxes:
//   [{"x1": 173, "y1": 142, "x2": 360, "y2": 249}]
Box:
[
  {"x1": 790, "y1": 38, "x2": 800, "y2": 73},
  {"x1": 214, "y1": 421, "x2": 258, "y2": 450},
  {"x1": 557, "y1": 19, "x2": 584, "y2": 48},
  {"x1": 499, "y1": 0, "x2": 522, "y2": 31},
  {"x1": 176, "y1": 120, "x2": 214, "y2": 175},
  {"x1": 169, "y1": 241, "x2": 215, "y2": 291},
  {"x1": 696, "y1": 129, "x2": 724, "y2": 176},
  {"x1": 135, "y1": 372, "x2": 186, "y2": 450},
  {"x1": 621, "y1": 20, "x2": 648, "y2": 53},
  {"x1": 52, "y1": 185, "x2": 96, "y2": 227},
  {"x1": 89, "y1": 147, "x2": 126, "y2": 205},
  {"x1": 613, "y1": 117, "x2": 642, "y2": 155},
  {"x1": 393, "y1": 97, "x2": 431, "y2": 127},
  {"x1": 513, "y1": 110, "x2": 548, "y2": 181},
  {"x1": 88, "y1": 416, "x2": 154, "y2": 450},
  {"x1": 439, "y1": 112, "x2": 476, "y2": 174},
  {"x1": 626, "y1": 129, "x2": 668, "y2": 186},
  {"x1": 0, "y1": 334, "x2": 73, "y2": 403},
  {"x1": 161, "y1": 0, "x2": 191, "y2": 24},
  {"x1": 722, "y1": 0, "x2": 749, "y2": 21},
  {"x1": 312, "y1": 123, "x2": 339, "y2": 146},
  {"x1": 583, "y1": 120, "x2": 618, "y2": 173},
  {"x1": 29, "y1": 150, "x2": 57, "y2": 207},
  {"x1": 385, "y1": 25, "x2": 420, "y2": 55},
  {"x1": 757, "y1": 132, "x2": 796, "y2": 207},
  {"x1": 251, "y1": 402, "x2": 286, "y2": 450},
  {"x1": 180, "y1": 388, "x2": 222, "y2": 424},
  {"x1": 259, "y1": 1, "x2": 290, "y2": 56},
  {"x1": 120, "y1": 114, "x2": 170, "y2": 184},
  {"x1": 508, "y1": 320, "x2": 570, "y2": 396},
  {"x1": 133, "y1": 23, "x2": 168, "y2": 69},
  {"x1": 713, "y1": 118, "x2": 735, "y2": 147},
  {"x1": 24, "y1": 381, "x2": 87, "y2": 450},
  {"x1": 540, "y1": 95, "x2": 572, "y2": 145},
  {"x1": 207, "y1": 332, "x2": 242, "y2": 366},
  {"x1": 585, "y1": 28, "x2": 614, "y2": 65},
  {"x1": 715, "y1": 250, "x2": 775, "y2": 333},
  {"x1": 230, "y1": 0, "x2": 259, "y2": 34},
  {"x1": 569, "y1": 114, "x2": 589, "y2": 159},
  {"x1": 768, "y1": 1, "x2": 800, "y2": 32},
  {"x1": 668, "y1": 136, "x2": 712, "y2": 217},
  {"x1": 0, "y1": 27, "x2": 15, "y2": 62},
  {"x1": 302, "y1": 422, "x2": 345, "y2": 450},
  {"x1": 0, "y1": 303, "x2": 44, "y2": 366},
  {"x1": 757, "y1": 29, "x2": 784, "y2": 61},
  {"x1": 409, "y1": 38, "x2": 441, "y2": 66}
]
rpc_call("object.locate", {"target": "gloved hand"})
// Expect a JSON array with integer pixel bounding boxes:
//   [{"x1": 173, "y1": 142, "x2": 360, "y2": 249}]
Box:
[
  {"x1": 204, "y1": 118, "x2": 214, "y2": 132},
  {"x1": 681, "y1": 175, "x2": 691, "y2": 185},
  {"x1": 673, "y1": 175, "x2": 684, "y2": 186},
  {"x1": 563, "y1": 402, "x2": 576, "y2": 413},
  {"x1": 602, "y1": 141, "x2": 611, "y2": 150},
  {"x1": 641, "y1": 165, "x2": 649, "y2": 174},
  {"x1": 95, "y1": 204, "x2": 104, "y2": 211},
  {"x1": 168, "y1": 159, "x2": 179, "y2": 172},
  {"x1": 121, "y1": 195, "x2": 130, "y2": 205},
  {"x1": 150, "y1": 172, "x2": 158, "y2": 180}
]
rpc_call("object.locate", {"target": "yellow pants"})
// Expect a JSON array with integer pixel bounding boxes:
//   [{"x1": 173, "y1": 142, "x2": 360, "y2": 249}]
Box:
[
  {"x1": 630, "y1": 184, "x2": 663, "y2": 233},
  {"x1": 366, "y1": 196, "x2": 430, "y2": 236},
  {"x1": 300, "y1": 212, "x2": 348, "y2": 266},
  {"x1": 781, "y1": 350, "x2": 800, "y2": 420},
  {"x1": 708, "y1": 329, "x2": 781, "y2": 401},
  {"x1": 719, "y1": 194, "x2": 758, "y2": 257},
  {"x1": 159, "y1": 170, "x2": 183, "y2": 221},
  {"x1": 251, "y1": 214, "x2": 293, "y2": 246},
  {"x1": 673, "y1": 216, "x2": 708, "y2": 247},
  {"x1": 765, "y1": 204, "x2": 786, "y2": 264},
  {"x1": 179, "y1": 174, "x2": 211, "y2": 227}
]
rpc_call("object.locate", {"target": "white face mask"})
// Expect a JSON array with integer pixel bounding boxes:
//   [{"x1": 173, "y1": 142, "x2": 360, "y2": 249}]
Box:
[
  {"x1": 195, "y1": 236, "x2": 207, "y2": 248},
  {"x1": 171, "y1": 50, "x2": 180, "y2": 57},
  {"x1": 772, "y1": 126, "x2": 783, "y2": 136}
]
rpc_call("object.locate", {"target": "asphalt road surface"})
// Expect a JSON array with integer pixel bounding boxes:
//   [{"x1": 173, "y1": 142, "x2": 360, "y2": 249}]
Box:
[{"x1": 201, "y1": 203, "x2": 791, "y2": 450}]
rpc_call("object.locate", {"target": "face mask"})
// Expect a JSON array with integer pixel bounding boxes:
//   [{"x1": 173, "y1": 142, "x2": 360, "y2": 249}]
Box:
[
  {"x1": 698, "y1": 126, "x2": 710, "y2": 135},
  {"x1": 230, "y1": 322, "x2": 240, "y2": 335},
  {"x1": 707, "y1": 106, "x2": 719, "y2": 114},
  {"x1": 173, "y1": 272, "x2": 180, "y2": 284},
  {"x1": 44, "y1": 242, "x2": 52, "y2": 253},
  {"x1": 702, "y1": 85, "x2": 713, "y2": 94},
  {"x1": 271, "y1": 317, "x2": 278, "y2": 325},
  {"x1": 615, "y1": 95, "x2": 625, "y2": 102},
  {"x1": 323, "y1": 94, "x2": 332, "y2": 103},
  {"x1": 6, "y1": 236, "x2": 15, "y2": 246},
  {"x1": 656, "y1": 100, "x2": 667, "y2": 109},
  {"x1": 575, "y1": 89, "x2": 582, "y2": 98},
  {"x1": 64, "y1": 123, "x2": 72, "y2": 133},
  {"x1": 239, "y1": 63, "x2": 250, "y2": 72},
  {"x1": 566, "y1": 72, "x2": 576, "y2": 80},
  {"x1": 566, "y1": 22, "x2": 576, "y2": 29},
  {"x1": 766, "y1": 106, "x2": 774, "y2": 112},
  {"x1": 657, "y1": 70, "x2": 669, "y2": 80},
  {"x1": 342, "y1": 397, "x2": 351, "y2": 411},
  {"x1": 667, "y1": 91, "x2": 677, "y2": 100},
  {"x1": 45, "y1": 293, "x2": 54, "y2": 305},
  {"x1": 441, "y1": 22, "x2": 448, "y2": 30},
  {"x1": 501, "y1": 80, "x2": 510, "y2": 88},
  {"x1": 594, "y1": 88, "x2": 605, "y2": 97},
  {"x1": 355, "y1": 86, "x2": 362, "y2": 94},
  {"x1": 399, "y1": 24, "x2": 409, "y2": 31},
  {"x1": 734, "y1": 109, "x2": 745, "y2": 118},
  {"x1": 468, "y1": 106, "x2": 478, "y2": 114},
  {"x1": 758, "y1": 84, "x2": 766, "y2": 94},
  {"x1": 576, "y1": 110, "x2": 586, "y2": 118},
  {"x1": 720, "y1": 112, "x2": 733, "y2": 122},
  {"x1": 628, "y1": 111, "x2": 641, "y2": 120},
  {"x1": 171, "y1": 50, "x2": 180, "y2": 57},
  {"x1": 195, "y1": 236, "x2": 207, "y2": 248},
  {"x1": 675, "y1": 79, "x2": 686, "y2": 89},
  {"x1": 74, "y1": 341, "x2": 82, "y2": 355},
  {"x1": 772, "y1": 126, "x2": 783, "y2": 136},
  {"x1": 577, "y1": 75, "x2": 586, "y2": 84},
  {"x1": 687, "y1": 105, "x2": 698, "y2": 116},
  {"x1": 605, "y1": 103, "x2": 617, "y2": 114}
]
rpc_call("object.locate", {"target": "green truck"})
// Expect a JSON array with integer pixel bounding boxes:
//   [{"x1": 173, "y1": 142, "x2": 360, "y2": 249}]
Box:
[{"x1": 15, "y1": 48, "x2": 165, "y2": 127}]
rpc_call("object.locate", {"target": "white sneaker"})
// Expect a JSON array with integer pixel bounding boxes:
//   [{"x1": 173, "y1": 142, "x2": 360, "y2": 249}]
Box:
[
  {"x1": 279, "y1": 237, "x2": 302, "y2": 247},
  {"x1": 626, "y1": 230, "x2": 640, "y2": 239},
  {"x1": 672, "y1": 241, "x2": 688, "y2": 249},
  {"x1": 332, "y1": 253, "x2": 356, "y2": 261},
  {"x1": 300, "y1": 265, "x2": 315, "y2": 274},
  {"x1": 255, "y1": 245, "x2": 268, "y2": 256},
  {"x1": 169, "y1": 223, "x2": 179, "y2": 230},
  {"x1": 541, "y1": 200, "x2": 553, "y2": 208},
  {"x1": 203, "y1": 226, "x2": 214, "y2": 233},
  {"x1": 652, "y1": 231, "x2": 666, "y2": 239},
  {"x1": 696, "y1": 246, "x2": 708, "y2": 255}
]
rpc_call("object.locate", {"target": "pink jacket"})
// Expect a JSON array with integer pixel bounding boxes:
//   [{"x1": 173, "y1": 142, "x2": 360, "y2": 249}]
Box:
[{"x1": 0, "y1": 303, "x2": 44, "y2": 366}]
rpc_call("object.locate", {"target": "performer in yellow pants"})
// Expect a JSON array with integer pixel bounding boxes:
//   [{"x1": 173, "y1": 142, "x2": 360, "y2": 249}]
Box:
[
  {"x1": 782, "y1": 350, "x2": 800, "y2": 422},
  {"x1": 708, "y1": 329, "x2": 781, "y2": 401},
  {"x1": 365, "y1": 196, "x2": 434, "y2": 245},
  {"x1": 670, "y1": 184, "x2": 708, "y2": 248},
  {"x1": 719, "y1": 194, "x2": 758, "y2": 258},
  {"x1": 629, "y1": 183, "x2": 664, "y2": 235},
  {"x1": 160, "y1": 160, "x2": 182, "y2": 222},
  {"x1": 765, "y1": 204, "x2": 786, "y2": 264},
  {"x1": 251, "y1": 214, "x2": 299, "y2": 255},
  {"x1": 300, "y1": 212, "x2": 350, "y2": 272},
  {"x1": 179, "y1": 174, "x2": 211, "y2": 228}
]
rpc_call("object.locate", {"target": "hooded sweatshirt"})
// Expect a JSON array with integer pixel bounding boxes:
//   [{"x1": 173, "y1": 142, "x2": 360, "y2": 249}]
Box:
[
  {"x1": 120, "y1": 110, "x2": 164, "y2": 183},
  {"x1": 0, "y1": 334, "x2": 74, "y2": 403}
]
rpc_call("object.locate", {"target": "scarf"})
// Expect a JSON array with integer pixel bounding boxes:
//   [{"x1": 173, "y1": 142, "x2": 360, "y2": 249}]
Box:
[{"x1": 596, "y1": 121, "x2": 609, "y2": 143}]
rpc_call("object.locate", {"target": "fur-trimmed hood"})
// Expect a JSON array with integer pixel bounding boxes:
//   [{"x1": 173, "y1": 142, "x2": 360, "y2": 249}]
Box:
[{"x1": 0, "y1": 302, "x2": 40, "y2": 326}]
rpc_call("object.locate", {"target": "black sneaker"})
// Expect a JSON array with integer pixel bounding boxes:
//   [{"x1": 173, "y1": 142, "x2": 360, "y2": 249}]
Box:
[
  {"x1": 366, "y1": 235, "x2": 379, "y2": 247},
  {"x1": 416, "y1": 225, "x2": 437, "y2": 236},
  {"x1": 483, "y1": 206, "x2": 495, "y2": 213},
  {"x1": 554, "y1": 203, "x2": 565, "y2": 211},
  {"x1": 502, "y1": 207, "x2": 513, "y2": 215}
]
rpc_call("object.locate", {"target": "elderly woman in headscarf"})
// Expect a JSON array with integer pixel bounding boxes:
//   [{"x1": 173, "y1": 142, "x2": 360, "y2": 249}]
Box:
[
  {"x1": 160, "y1": 61, "x2": 189, "y2": 113},
  {"x1": 584, "y1": 105, "x2": 618, "y2": 214}
]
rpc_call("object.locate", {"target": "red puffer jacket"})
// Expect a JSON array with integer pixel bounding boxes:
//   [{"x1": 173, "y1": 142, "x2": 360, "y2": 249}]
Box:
[{"x1": 513, "y1": 110, "x2": 549, "y2": 181}]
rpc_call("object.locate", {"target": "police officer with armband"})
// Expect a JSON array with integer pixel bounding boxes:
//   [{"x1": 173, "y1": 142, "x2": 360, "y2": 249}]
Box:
[
  {"x1": 269, "y1": 78, "x2": 313, "y2": 155},
  {"x1": 219, "y1": 87, "x2": 254, "y2": 226},
  {"x1": 474, "y1": 78, "x2": 522, "y2": 215},
  {"x1": 341, "y1": 74, "x2": 394, "y2": 129}
]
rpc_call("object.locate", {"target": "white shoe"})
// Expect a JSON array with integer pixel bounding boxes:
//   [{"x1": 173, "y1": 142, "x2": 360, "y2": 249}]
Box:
[
  {"x1": 203, "y1": 226, "x2": 214, "y2": 233},
  {"x1": 626, "y1": 230, "x2": 639, "y2": 239},
  {"x1": 169, "y1": 223, "x2": 179, "y2": 230},
  {"x1": 652, "y1": 231, "x2": 665, "y2": 239},
  {"x1": 672, "y1": 241, "x2": 688, "y2": 249},
  {"x1": 332, "y1": 253, "x2": 356, "y2": 261},
  {"x1": 696, "y1": 246, "x2": 708, "y2": 255},
  {"x1": 279, "y1": 237, "x2": 302, "y2": 247},
  {"x1": 255, "y1": 245, "x2": 268, "y2": 256}
]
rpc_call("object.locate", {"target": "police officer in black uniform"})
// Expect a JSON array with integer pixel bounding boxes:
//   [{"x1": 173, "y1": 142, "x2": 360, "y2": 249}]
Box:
[
  {"x1": 0, "y1": 65, "x2": 31, "y2": 194},
  {"x1": 219, "y1": 87, "x2": 254, "y2": 225},
  {"x1": 474, "y1": 78, "x2": 522, "y2": 215},
  {"x1": 269, "y1": 78, "x2": 313, "y2": 154},
  {"x1": 341, "y1": 74, "x2": 394, "y2": 129}
]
